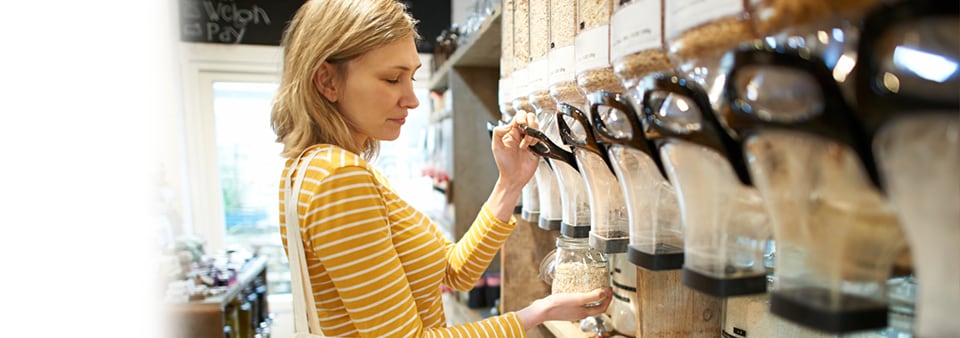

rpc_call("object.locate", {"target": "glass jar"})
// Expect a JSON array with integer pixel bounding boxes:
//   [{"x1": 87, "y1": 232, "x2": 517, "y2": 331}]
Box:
[{"x1": 540, "y1": 237, "x2": 610, "y2": 305}]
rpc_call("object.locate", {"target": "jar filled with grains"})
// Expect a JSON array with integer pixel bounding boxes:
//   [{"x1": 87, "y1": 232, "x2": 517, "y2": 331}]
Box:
[
  {"x1": 542, "y1": 236, "x2": 610, "y2": 304},
  {"x1": 665, "y1": 0, "x2": 756, "y2": 110},
  {"x1": 575, "y1": 0, "x2": 622, "y2": 97},
  {"x1": 548, "y1": 0, "x2": 585, "y2": 109},
  {"x1": 610, "y1": 0, "x2": 673, "y2": 90}
]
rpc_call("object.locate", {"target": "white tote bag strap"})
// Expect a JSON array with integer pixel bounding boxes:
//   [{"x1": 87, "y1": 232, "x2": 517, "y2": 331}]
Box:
[{"x1": 285, "y1": 149, "x2": 324, "y2": 336}]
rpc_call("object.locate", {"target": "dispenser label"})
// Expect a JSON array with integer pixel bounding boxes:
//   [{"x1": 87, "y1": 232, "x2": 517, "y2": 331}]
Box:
[
  {"x1": 574, "y1": 25, "x2": 611, "y2": 73},
  {"x1": 512, "y1": 67, "x2": 529, "y2": 98},
  {"x1": 499, "y1": 77, "x2": 512, "y2": 105},
  {"x1": 610, "y1": 0, "x2": 662, "y2": 61},
  {"x1": 665, "y1": 0, "x2": 743, "y2": 40},
  {"x1": 528, "y1": 59, "x2": 549, "y2": 93},
  {"x1": 548, "y1": 45, "x2": 576, "y2": 85}
]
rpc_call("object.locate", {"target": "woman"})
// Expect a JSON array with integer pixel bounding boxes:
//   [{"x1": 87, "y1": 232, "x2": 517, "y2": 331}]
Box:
[{"x1": 271, "y1": 0, "x2": 613, "y2": 336}]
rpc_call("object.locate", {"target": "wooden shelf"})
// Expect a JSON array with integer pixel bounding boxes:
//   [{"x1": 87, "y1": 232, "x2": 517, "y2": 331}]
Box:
[
  {"x1": 543, "y1": 320, "x2": 593, "y2": 338},
  {"x1": 428, "y1": 5, "x2": 502, "y2": 92}
]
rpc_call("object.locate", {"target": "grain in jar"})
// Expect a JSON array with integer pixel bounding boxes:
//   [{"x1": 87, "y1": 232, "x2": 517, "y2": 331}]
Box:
[
  {"x1": 610, "y1": 0, "x2": 673, "y2": 90},
  {"x1": 750, "y1": 0, "x2": 832, "y2": 37},
  {"x1": 548, "y1": 0, "x2": 583, "y2": 109},
  {"x1": 547, "y1": 237, "x2": 610, "y2": 304},
  {"x1": 665, "y1": 0, "x2": 756, "y2": 108},
  {"x1": 575, "y1": 0, "x2": 622, "y2": 97}
]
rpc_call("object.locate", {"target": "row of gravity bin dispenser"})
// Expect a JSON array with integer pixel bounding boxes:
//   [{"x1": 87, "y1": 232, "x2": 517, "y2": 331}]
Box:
[{"x1": 495, "y1": 0, "x2": 958, "y2": 337}]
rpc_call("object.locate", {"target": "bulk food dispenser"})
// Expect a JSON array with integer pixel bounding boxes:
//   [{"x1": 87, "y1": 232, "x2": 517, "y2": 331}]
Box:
[
  {"x1": 571, "y1": 0, "x2": 630, "y2": 256},
  {"x1": 853, "y1": 1, "x2": 960, "y2": 335},
  {"x1": 716, "y1": 40, "x2": 907, "y2": 334},
  {"x1": 591, "y1": 89, "x2": 727, "y2": 337},
  {"x1": 638, "y1": 72, "x2": 771, "y2": 336},
  {"x1": 572, "y1": 1, "x2": 640, "y2": 335},
  {"x1": 528, "y1": 0, "x2": 563, "y2": 231},
  {"x1": 512, "y1": 0, "x2": 540, "y2": 223}
]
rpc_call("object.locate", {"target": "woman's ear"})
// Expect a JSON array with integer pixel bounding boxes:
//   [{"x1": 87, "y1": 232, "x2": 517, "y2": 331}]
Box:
[{"x1": 314, "y1": 61, "x2": 340, "y2": 102}]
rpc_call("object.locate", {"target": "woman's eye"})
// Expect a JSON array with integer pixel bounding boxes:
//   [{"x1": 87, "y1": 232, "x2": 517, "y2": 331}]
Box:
[{"x1": 386, "y1": 78, "x2": 400, "y2": 84}]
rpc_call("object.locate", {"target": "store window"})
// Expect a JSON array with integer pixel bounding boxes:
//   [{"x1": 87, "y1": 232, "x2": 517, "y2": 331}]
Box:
[{"x1": 210, "y1": 80, "x2": 290, "y2": 295}]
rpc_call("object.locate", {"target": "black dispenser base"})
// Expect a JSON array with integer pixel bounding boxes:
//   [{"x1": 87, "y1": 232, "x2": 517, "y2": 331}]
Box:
[
  {"x1": 538, "y1": 217, "x2": 561, "y2": 231},
  {"x1": 681, "y1": 267, "x2": 767, "y2": 297},
  {"x1": 770, "y1": 288, "x2": 888, "y2": 334},
  {"x1": 560, "y1": 223, "x2": 590, "y2": 238},
  {"x1": 521, "y1": 210, "x2": 539, "y2": 223},
  {"x1": 589, "y1": 232, "x2": 629, "y2": 253},
  {"x1": 627, "y1": 245, "x2": 684, "y2": 270}
]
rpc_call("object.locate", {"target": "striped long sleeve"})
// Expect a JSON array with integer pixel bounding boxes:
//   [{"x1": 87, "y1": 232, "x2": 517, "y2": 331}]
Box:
[{"x1": 280, "y1": 145, "x2": 528, "y2": 337}]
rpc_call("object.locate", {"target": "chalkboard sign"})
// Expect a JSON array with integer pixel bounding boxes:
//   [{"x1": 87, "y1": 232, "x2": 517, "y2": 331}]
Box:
[{"x1": 179, "y1": 0, "x2": 305, "y2": 45}]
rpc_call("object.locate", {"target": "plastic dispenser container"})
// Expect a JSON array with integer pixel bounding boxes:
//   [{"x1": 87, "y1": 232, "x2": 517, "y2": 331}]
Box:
[
  {"x1": 556, "y1": 104, "x2": 629, "y2": 254},
  {"x1": 716, "y1": 40, "x2": 906, "y2": 334},
  {"x1": 853, "y1": 1, "x2": 960, "y2": 336},
  {"x1": 548, "y1": 0, "x2": 585, "y2": 111},
  {"x1": 499, "y1": 0, "x2": 516, "y2": 122},
  {"x1": 558, "y1": 101, "x2": 636, "y2": 337},
  {"x1": 589, "y1": 90, "x2": 683, "y2": 271},
  {"x1": 529, "y1": 94, "x2": 563, "y2": 230},
  {"x1": 526, "y1": 0, "x2": 560, "y2": 230},
  {"x1": 610, "y1": 0, "x2": 673, "y2": 91},
  {"x1": 664, "y1": 0, "x2": 755, "y2": 110},
  {"x1": 639, "y1": 71, "x2": 774, "y2": 336},
  {"x1": 520, "y1": 123, "x2": 590, "y2": 240},
  {"x1": 575, "y1": 0, "x2": 623, "y2": 98}
]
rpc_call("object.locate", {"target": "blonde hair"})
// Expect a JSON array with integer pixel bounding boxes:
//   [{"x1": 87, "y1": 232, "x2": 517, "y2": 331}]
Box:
[{"x1": 271, "y1": 0, "x2": 419, "y2": 159}]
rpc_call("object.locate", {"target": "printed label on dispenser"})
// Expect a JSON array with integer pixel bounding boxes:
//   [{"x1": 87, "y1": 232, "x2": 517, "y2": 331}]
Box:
[
  {"x1": 513, "y1": 67, "x2": 529, "y2": 98},
  {"x1": 665, "y1": 0, "x2": 743, "y2": 40},
  {"x1": 575, "y1": 25, "x2": 611, "y2": 74},
  {"x1": 499, "y1": 77, "x2": 512, "y2": 105},
  {"x1": 548, "y1": 45, "x2": 576, "y2": 85},
  {"x1": 611, "y1": 0, "x2": 662, "y2": 61},
  {"x1": 528, "y1": 59, "x2": 549, "y2": 93}
]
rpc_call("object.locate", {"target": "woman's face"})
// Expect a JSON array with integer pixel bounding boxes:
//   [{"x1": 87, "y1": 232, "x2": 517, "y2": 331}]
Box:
[{"x1": 335, "y1": 36, "x2": 421, "y2": 143}]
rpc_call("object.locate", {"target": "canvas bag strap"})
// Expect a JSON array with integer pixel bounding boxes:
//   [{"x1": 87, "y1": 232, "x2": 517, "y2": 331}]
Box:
[{"x1": 285, "y1": 149, "x2": 323, "y2": 334}]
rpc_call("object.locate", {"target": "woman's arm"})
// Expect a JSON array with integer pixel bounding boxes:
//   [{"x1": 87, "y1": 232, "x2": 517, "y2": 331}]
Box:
[{"x1": 296, "y1": 164, "x2": 530, "y2": 337}]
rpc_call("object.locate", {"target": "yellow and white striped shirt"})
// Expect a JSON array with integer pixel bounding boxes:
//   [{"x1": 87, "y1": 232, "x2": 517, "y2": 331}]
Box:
[{"x1": 280, "y1": 144, "x2": 527, "y2": 337}]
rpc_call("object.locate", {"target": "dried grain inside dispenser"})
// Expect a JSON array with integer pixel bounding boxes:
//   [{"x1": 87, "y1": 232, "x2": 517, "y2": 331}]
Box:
[
  {"x1": 575, "y1": 0, "x2": 622, "y2": 96},
  {"x1": 610, "y1": 0, "x2": 673, "y2": 90},
  {"x1": 512, "y1": 0, "x2": 533, "y2": 107},
  {"x1": 527, "y1": 0, "x2": 552, "y2": 112},
  {"x1": 750, "y1": 0, "x2": 832, "y2": 37},
  {"x1": 665, "y1": 0, "x2": 756, "y2": 113},
  {"x1": 548, "y1": 0, "x2": 583, "y2": 108}
]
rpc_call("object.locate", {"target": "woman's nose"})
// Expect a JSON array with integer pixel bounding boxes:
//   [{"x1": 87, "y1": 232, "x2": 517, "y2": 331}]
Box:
[{"x1": 401, "y1": 83, "x2": 420, "y2": 109}]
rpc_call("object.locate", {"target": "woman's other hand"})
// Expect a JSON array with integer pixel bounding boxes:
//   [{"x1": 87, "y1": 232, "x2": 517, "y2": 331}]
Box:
[
  {"x1": 491, "y1": 111, "x2": 541, "y2": 190},
  {"x1": 516, "y1": 287, "x2": 614, "y2": 329}
]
